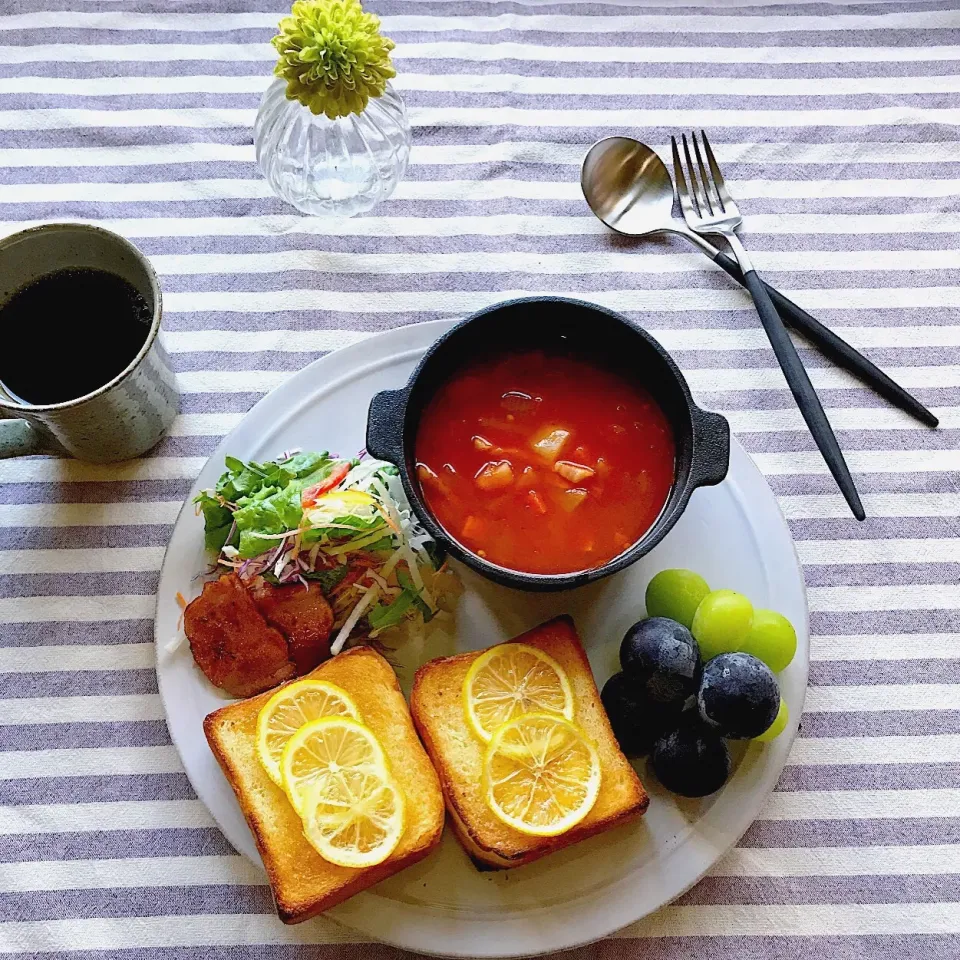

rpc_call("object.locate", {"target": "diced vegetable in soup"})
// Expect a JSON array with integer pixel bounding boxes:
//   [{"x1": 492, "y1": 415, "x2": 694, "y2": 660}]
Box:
[{"x1": 414, "y1": 350, "x2": 675, "y2": 574}]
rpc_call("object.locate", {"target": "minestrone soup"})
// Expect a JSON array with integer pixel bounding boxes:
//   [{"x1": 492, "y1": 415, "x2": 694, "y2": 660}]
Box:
[{"x1": 414, "y1": 350, "x2": 675, "y2": 574}]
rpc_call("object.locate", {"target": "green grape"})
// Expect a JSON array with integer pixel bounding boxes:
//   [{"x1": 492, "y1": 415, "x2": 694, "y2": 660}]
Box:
[
  {"x1": 742, "y1": 609, "x2": 797, "y2": 673},
  {"x1": 644, "y1": 568, "x2": 711, "y2": 628},
  {"x1": 690, "y1": 589, "x2": 754, "y2": 661},
  {"x1": 754, "y1": 698, "x2": 789, "y2": 742}
]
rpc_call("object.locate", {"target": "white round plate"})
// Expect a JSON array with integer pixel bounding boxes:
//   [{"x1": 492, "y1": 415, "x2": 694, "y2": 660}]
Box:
[{"x1": 155, "y1": 319, "x2": 808, "y2": 958}]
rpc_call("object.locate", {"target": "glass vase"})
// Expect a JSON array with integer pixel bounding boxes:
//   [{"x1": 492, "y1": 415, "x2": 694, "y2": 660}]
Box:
[{"x1": 254, "y1": 77, "x2": 411, "y2": 218}]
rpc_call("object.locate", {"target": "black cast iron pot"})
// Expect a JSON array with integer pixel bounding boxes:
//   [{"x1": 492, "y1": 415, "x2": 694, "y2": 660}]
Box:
[{"x1": 366, "y1": 297, "x2": 729, "y2": 592}]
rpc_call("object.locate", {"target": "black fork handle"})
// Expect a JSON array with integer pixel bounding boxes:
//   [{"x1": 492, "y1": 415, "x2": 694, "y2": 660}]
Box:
[
  {"x1": 741, "y1": 268, "x2": 866, "y2": 521},
  {"x1": 712, "y1": 250, "x2": 937, "y2": 428}
]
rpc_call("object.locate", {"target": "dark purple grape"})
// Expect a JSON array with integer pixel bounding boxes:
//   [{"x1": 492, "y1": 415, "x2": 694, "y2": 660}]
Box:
[
  {"x1": 619, "y1": 617, "x2": 701, "y2": 712},
  {"x1": 600, "y1": 672, "x2": 664, "y2": 757},
  {"x1": 698, "y1": 652, "x2": 780, "y2": 739},
  {"x1": 651, "y1": 718, "x2": 730, "y2": 798}
]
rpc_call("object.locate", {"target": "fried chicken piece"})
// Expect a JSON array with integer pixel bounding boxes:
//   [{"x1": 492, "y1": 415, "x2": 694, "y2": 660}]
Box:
[
  {"x1": 184, "y1": 573, "x2": 296, "y2": 698},
  {"x1": 249, "y1": 579, "x2": 334, "y2": 675}
]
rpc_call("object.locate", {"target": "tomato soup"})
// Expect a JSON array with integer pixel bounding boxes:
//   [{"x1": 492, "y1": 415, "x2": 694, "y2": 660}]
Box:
[{"x1": 414, "y1": 350, "x2": 676, "y2": 575}]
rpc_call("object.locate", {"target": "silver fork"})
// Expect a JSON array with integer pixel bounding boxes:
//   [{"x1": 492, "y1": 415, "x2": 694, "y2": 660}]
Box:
[{"x1": 671, "y1": 131, "x2": 864, "y2": 521}]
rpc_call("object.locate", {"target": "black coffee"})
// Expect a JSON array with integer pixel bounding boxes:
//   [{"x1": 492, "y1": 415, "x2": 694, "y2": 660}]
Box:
[{"x1": 0, "y1": 267, "x2": 152, "y2": 405}]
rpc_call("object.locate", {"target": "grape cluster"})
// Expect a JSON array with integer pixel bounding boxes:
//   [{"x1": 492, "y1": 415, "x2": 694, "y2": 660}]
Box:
[{"x1": 601, "y1": 569, "x2": 797, "y2": 798}]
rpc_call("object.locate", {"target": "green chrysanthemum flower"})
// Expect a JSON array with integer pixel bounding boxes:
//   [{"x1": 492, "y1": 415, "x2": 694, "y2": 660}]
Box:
[{"x1": 272, "y1": 0, "x2": 396, "y2": 120}]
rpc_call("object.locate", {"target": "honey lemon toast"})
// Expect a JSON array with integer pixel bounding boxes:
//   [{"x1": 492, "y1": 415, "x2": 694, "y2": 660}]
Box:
[
  {"x1": 204, "y1": 646, "x2": 444, "y2": 923},
  {"x1": 410, "y1": 616, "x2": 648, "y2": 869}
]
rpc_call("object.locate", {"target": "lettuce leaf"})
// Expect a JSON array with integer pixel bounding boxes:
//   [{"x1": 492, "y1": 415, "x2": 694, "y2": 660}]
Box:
[
  {"x1": 197, "y1": 451, "x2": 340, "y2": 557},
  {"x1": 233, "y1": 484, "x2": 305, "y2": 558},
  {"x1": 303, "y1": 565, "x2": 349, "y2": 591},
  {"x1": 398, "y1": 566, "x2": 435, "y2": 623},
  {"x1": 368, "y1": 589, "x2": 418, "y2": 632},
  {"x1": 302, "y1": 510, "x2": 381, "y2": 544},
  {"x1": 367, "y1": 566, "x2": 432, "y2": 632},
  {"x1": 195, "y1": 492, "x2": 234, "y2": 553}
]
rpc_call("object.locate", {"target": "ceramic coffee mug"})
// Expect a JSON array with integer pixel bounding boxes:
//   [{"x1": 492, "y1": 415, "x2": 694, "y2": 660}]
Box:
[{"x1": 0, "y1": 223, "x2": 178, "y2": 462}]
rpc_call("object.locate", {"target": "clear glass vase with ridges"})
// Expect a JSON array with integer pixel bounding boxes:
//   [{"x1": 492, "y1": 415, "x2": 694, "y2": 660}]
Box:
[{"x1": 254, "y1": 78, "x2": 411, "y2": 218}]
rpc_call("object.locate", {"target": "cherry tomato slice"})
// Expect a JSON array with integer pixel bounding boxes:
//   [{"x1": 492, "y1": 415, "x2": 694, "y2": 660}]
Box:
[{"x1": 301, "y1": 462, "x2": 351, "y2": 508}]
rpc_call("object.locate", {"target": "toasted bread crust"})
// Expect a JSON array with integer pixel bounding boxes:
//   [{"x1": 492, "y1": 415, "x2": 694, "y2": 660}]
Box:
[
  {"x1": 411, "y1": 616, "x2": 648, "y2": 869},
  {"x1": 204, "y1": 646, "x2": 445, "y2": 922}
]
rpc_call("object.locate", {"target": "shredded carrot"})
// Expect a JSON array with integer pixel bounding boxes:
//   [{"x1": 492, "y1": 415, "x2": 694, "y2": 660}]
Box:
[
  {"x1": 374, "y1": 501, "x2": 401, "y2": 534},
  {"x1": 174, "y1": 592, "x2": 189, "y2": 632}
]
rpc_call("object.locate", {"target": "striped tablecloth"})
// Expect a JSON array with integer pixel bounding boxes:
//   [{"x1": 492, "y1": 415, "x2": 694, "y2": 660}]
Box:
[{"x1": 2, "y1": 0, "x2": 959, "y2": 956}]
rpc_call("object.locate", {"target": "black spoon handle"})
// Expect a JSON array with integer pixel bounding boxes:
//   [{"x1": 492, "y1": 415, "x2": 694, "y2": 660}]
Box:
[
  {"x1": 741, "y1": 268, "x2": 866, "y2": 521},
  {"x1": 711, "y1": 249, "x2": 938, "y2": 429}
]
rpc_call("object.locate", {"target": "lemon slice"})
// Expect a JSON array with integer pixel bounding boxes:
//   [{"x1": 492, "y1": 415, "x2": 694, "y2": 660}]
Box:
[
  {"x1": 483, "y1": 713, "x2": 601, "y2": 837},
  {"x1": 463, "y1": 642, "x2": 574, "y2": 743},
  {"x1": 301, "y1": 768, "x2": 405, "y2": 869},
  {"x1": 280, "y1": 716, "x2": 388, "y2": 816},
  {"x1": 256, "y1": 679, "x2": 362, "y2": 787}
]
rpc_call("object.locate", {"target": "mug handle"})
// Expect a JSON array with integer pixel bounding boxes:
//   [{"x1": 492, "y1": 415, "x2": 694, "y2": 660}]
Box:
[
  {"x1": 0, "y1": 414, "x2": 52, "y2": 458},
  {"x1": 689, "y1": 406, "x2": 730, "y2": 487},
  {"x1": 366, "y1": 389, "x2": 408, "y2": 465}
]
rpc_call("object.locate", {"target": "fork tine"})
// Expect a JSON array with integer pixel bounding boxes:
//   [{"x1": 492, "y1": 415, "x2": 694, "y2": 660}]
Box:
[
  {"x1": 670, "y1": 136, "x2": 698, "y2": 221},
  {"x1": 681, "y1": 133, "x2": 711, "y2": 218},
  {"x1": 701, "y1": 130, "x2": 733, "y2": 209},
  {"x1": 691, "y1": 131, "x2": 722, "y2": 214}
]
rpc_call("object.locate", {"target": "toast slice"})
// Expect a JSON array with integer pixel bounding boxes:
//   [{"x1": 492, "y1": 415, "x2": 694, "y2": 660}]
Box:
[
  {"x1": 410, "y1": 616, "x2": 648, "y2": 869},
  {"x1": 204, "y1": 646, "x2": 445, "y2": 923}
]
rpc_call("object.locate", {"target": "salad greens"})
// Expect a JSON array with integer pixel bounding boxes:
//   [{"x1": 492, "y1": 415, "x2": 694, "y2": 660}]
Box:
[
  {"x1": 195, "y1": 450, "x2": 459, "y2": 654},
  {"x1": 195, "y1": 451, "x2": 341, "y2": 556}
]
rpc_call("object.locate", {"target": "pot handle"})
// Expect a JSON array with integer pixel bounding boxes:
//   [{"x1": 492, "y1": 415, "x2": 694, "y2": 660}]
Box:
[
  {"x1": 689, "y1": 406, "x2": 730, "y2": 487},
  {"x1": 366, "y1": 388, "x2": 408, "y2": 465}
]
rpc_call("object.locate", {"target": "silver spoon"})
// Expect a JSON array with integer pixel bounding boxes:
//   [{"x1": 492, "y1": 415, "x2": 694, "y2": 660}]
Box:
[
  {"x1": 581, "y1": 135, "x2": 720, "y2": 257},
  {"x1": 580, "y1": 136, "x2": 938, "y2": 429}
]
